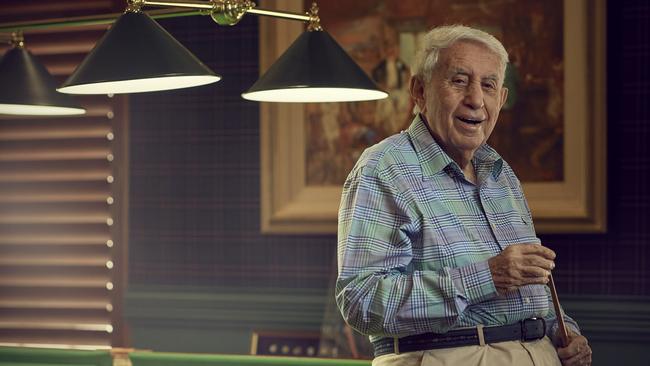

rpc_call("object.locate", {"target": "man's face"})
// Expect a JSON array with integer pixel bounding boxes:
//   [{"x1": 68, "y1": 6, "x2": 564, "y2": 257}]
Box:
[{"x1": 411, "y1": 40, "x2": 508, "y2": 161}]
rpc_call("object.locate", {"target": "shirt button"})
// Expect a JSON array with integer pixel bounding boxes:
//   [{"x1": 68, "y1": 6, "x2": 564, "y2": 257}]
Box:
[{"x1": 524, "y1": 297, "x2": 531, "y2": 304}]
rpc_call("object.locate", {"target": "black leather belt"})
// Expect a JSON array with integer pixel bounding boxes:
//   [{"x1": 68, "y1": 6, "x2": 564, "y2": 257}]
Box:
[{"x1": 372, "y1": 318, "x2": 546, "y2": 357}]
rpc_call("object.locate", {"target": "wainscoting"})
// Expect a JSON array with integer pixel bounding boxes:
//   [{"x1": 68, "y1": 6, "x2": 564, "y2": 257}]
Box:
[{"x1": 126, "y1": 286, "x2": 650, "y2": 365}]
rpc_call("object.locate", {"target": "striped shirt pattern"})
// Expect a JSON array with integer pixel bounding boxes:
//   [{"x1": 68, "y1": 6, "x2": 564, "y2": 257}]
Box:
[{"x1": 336, "y1": 115, "x2": 578, "y2": 344}]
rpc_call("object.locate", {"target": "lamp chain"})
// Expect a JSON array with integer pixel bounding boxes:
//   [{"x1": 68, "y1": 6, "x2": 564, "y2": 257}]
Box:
[
  {"x1": 307, "y1": 2, "x2": 322, "y2": 31},
  {"x1": 11, "y1": 30, "x2": 24, "y2": 48},
  {"x1": 126, "y1": 0, "x2": 145, "y2": 13}
]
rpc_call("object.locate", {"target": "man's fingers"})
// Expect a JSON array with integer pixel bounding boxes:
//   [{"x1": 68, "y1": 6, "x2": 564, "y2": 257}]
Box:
[
  {"x1": 520, "y1": 265, "x2": 551, "y2": 279},
  {"x1": 512, "y1": 243, "x2": 556, "y2": 259},
  {"x1": 490, "y1": 243, "x2": 557, "y2": 293},
  {"x1": 557, "y1": 344, "x2": 577, "y2": 360},
  {"x1": 523, "y1": 255, "x2": 555, "y2": 271},
  {"x1": 557, "y1": 335, "x2": 591, "y2": 365},
  {"x1": 562, "y1": 349, "x2": 592, "y2": 366}
]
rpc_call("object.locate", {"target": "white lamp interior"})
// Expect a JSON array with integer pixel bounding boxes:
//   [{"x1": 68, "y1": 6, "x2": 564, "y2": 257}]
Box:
[
  {"x1": 242, "y1": 87, "x2": 388, "y2": 103},
  {"x1": 0, "y1": 103, "x2": 86, "y2": 116},
  {"x1": 58, "y1": 75, "x2": 221, "y2": 95}
]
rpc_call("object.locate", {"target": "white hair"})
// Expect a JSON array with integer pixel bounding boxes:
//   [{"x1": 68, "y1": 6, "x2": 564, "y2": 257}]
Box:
[{"x1": 411, "y1": 25, "x2": 509, "y2": 114}]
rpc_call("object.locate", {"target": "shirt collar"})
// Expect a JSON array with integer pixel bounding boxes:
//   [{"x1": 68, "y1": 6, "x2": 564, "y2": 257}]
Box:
[
  {"x1": 406, "y1": 114, "x2": 504, "y2": 180},
  {"x1": 473, "y1": 142, "x2": 504, "y2": 181}
]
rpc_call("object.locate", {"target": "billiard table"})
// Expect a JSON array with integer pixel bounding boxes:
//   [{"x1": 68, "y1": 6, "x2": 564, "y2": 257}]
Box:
[{"x1": 0, "y1": 346, "x2": 372, "y2": 366}]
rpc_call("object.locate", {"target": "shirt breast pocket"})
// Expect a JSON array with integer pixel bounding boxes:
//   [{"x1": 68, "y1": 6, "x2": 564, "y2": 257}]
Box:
[{"x1": 502, "y1": 211, "x2": 539, "y2": 245}]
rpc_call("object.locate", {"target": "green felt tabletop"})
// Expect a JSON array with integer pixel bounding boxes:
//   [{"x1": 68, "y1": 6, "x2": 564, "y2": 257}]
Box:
[
  {"x1": 0, "y1": 347, "x2": 371, "y2": 366},
  {"x1": 130, "y1": 352, "x2": 371, "y2": 366},
  {"x1": 0, "y1": 347, "x2": 112, "y2": 366}
]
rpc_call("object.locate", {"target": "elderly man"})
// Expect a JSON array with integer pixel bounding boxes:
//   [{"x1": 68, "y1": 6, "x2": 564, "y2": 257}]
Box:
[{"x1": 336, "y1": 25, "x2": 592, "y2": 366}]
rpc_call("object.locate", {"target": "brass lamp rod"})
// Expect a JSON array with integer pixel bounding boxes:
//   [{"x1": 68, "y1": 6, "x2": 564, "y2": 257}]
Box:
[
  {"x1": 142, "y1": 0, "x2": 214, "y2": 10},
  {"x1": 0, "y1": 8, "x2": 202, "y2": 33},
  {"x1": 247, "y1": 8, "x2": 309, "y2": 22},
  {"x1": 142, "y1": 0, "x2": 312, "y2": 23},
  {"x1": 0, "y1": 0, "x2": 317, "y2": 33}
]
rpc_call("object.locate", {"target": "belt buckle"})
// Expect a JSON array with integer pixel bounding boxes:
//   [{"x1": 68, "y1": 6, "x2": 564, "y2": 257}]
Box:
[{"x1": 521, "y1": 318, "x2": 546, "y2": 341}]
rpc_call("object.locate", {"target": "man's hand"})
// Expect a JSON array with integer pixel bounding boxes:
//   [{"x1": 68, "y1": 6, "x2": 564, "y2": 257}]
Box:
[
  {"x1": 487, "y1": 243, "x2": 555, "y2": 295},
  {"x1": 557, "y1": 330, "x2": 592, "y2": 366}
]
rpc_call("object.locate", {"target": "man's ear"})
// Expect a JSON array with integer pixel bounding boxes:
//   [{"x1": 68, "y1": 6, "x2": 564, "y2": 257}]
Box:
[
  {"x1": 409, "y1": 77, "x2": 426, "y2": 112},
  {"x1": 499, "y1": 87, "x2": 509, "y2": 110}
]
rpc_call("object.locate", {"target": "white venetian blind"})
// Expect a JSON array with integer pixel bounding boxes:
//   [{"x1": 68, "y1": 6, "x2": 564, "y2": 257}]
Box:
[{"x1": 0, "y1": 0, "x2": 128, "y2": 349}]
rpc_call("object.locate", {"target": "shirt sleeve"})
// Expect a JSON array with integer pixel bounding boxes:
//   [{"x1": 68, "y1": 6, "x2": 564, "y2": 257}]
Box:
[
  {"x1": 542, "y1": 285, "x2": 581, "y2": 345},
  {"x1": 336, "y1": 163, "x2": 499, "y2": 337}
]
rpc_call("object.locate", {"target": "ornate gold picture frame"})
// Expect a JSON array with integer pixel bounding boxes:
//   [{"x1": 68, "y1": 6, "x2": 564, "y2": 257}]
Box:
[{"x1": 260, "y1": 0, "x2": 606, "y2": 234}]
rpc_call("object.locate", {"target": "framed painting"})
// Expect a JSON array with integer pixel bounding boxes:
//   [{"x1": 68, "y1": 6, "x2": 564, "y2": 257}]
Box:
[{"x1": 260, "y1": 0, "x2": 606, "y2": 234}]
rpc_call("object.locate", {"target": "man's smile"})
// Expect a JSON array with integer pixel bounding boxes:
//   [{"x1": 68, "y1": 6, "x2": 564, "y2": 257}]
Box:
[{"x1": 456, "y1": 115, "x2": 485, "y2": 125}]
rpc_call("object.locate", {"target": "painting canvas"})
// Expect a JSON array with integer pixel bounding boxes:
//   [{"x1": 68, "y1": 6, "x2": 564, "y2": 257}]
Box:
[
  {"x1": 260, "y1": 0, "x2": 606, "y2": 234},
  {"x1": 305, "y1": 0, "x2": 564, "y2": 186}
]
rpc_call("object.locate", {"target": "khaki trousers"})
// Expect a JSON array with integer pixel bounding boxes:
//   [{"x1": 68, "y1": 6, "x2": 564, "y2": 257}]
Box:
[{"x1": 372, "y1": 336, "x2": 562, "y2": 366}]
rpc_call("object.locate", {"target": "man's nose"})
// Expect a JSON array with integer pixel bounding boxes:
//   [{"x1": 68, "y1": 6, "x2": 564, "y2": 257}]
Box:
[{"x1": 464, "y1": 82, "x2": 484, "y2": 109}]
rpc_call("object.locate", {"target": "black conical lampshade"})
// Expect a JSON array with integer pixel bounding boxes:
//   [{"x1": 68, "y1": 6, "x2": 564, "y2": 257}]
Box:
[
  {"x1": 242, "y1": 30, "x2": 387, "y2": 103},
  {"x1": 58, "y1": 11, "x2": 220, "y2": 94},
  {"x1": 0, "y1": 47, "x2": 85, "y2": 115}
]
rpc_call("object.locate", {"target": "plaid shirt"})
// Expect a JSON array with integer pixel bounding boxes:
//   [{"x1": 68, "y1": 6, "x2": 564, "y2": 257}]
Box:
[{"x1": 336, "y1": 115, "x2": 578, "y2": 343}]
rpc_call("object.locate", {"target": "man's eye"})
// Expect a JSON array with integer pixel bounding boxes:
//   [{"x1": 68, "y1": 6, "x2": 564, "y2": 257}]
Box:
[
  {"x1": 482, "y1": 83, "x2": 496, "y2": 90},
  {"x1": 452, "y1": 78, "x2": 467, "y2": 85}
]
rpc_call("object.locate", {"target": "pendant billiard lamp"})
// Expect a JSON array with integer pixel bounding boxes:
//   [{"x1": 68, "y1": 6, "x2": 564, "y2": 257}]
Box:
[
  {"x1": 241, "y1": 25, "x2": 388, "y2": 102},
  {"x1": 0, "y1": 32, "x2": 85, "y2": 115},
  {"x1": 0, "y1": 0, "x2": 387, "y2": 103},
  {"x1": 240, "y1": 3, "x2": 388, "y2": 102},
  {"x1": 57, "y1": 2, "x2": 221, "y2": 95}
]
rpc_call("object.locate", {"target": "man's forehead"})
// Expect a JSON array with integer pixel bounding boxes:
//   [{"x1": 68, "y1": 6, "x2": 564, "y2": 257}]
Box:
[
  {"x1": 438, "y1": 41, "x2": 503, "y2": 77},
  {"x1": 449, "y1": 66, "x2": 500, "y2": 81}
]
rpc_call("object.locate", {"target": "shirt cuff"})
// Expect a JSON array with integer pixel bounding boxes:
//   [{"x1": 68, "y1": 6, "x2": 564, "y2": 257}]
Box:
[
  {"x1": 449, "y1": 260, "x2": 499, "y2": 305},
  {"x1": 547, "y1": 317, "x2": 581, "y2": 346}
]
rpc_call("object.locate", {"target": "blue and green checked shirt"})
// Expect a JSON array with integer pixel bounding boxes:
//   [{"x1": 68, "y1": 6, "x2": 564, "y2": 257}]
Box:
[{"x1": 336, "y1": 115, "x2": 578, "y2": 344}]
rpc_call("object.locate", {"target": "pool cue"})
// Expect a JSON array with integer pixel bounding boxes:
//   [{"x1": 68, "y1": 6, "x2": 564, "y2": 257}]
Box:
[{"x1": 548, "y1": 273, "x2": 569, "y2": 347}]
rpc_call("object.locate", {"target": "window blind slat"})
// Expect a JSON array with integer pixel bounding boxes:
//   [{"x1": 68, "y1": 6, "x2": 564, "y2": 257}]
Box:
[
  {"x1": 0, "y1": 300, "x2": 111, "y2": 310},
  {"x1": 0, "y1": 142, "x2": 111, "y2": 161},
  {"x1": 0, "y1": 124, "x2": 111, "y2": 141},
  {"x1": 0, "y1": 308, "x2": 110, "y2": 323},
  {"x1": 0, "y1": 117, "x2": 110, "y2": 131},
  {"x1": 0, "y1": 172, "x2": 111, "y2": 183},
  {"x1": 0, "y1": 330, "x2": 111, "y2": 348},
  {"x1": 2, "y1": 232, "x2": 112, "y2": 246},
  {"x1": 0, "y1": 31, "x2": 107, "y2": 55},
  {"x1": 0, "y1": 277, "x2": 111, "y2": 287}
]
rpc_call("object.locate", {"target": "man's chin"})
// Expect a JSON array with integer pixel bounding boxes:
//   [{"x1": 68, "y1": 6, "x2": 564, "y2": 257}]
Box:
[{"x1": 452, "y1": 137, "x2": 485, "y2": 151}]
